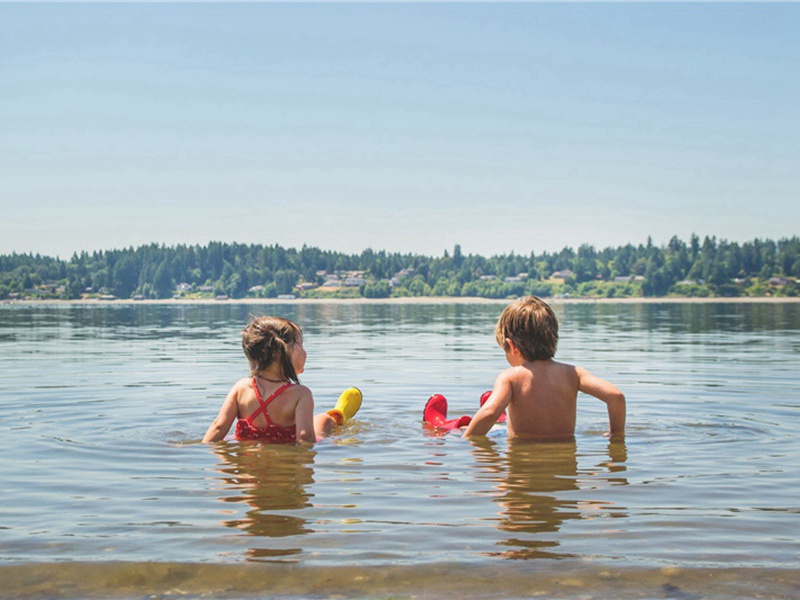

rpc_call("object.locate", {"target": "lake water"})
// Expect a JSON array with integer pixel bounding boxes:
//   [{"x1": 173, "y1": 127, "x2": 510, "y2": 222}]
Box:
[{"x1": 1, "y1": 300, "x2": 799, "y2": 599}]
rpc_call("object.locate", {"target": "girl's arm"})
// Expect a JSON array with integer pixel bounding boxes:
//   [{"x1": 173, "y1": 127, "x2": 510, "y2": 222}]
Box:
[
  {"x1": 293, "y1": 387, "x2": 317, "y2": 444},
  {"x1": 576, "y1": 366, "x2": 626, "y2": 439},
  {"x1": 202, "y1": 384, "x2": 240, "y2": 443},
  {"x1": 464, "y1": 369, "x2": 513, "y2": 437}
]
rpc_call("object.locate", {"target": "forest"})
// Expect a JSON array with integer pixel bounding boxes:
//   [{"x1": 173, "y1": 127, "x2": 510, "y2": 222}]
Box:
[{"x1": 1, "y1": 235, "x2": 798, "y2": 301}]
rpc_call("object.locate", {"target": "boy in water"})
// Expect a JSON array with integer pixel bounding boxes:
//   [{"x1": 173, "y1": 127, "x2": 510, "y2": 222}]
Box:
[{"x1": 461, "y1": 296, "x2": 625, "y2": 440}]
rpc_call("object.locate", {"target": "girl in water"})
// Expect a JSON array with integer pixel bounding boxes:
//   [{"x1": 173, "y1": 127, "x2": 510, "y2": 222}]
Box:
[{"x1": 203, "y1": 316, "x2": 361, "y2": 444}]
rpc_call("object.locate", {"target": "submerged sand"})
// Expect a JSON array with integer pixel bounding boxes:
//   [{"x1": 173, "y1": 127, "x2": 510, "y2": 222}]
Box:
[{"x1": 2, "y1": 561, "x2": 798, "y2": 599}]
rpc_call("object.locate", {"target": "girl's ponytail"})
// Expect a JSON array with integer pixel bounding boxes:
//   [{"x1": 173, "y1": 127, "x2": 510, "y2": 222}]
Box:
[
  {"x1": 273, "y1": 334, "x2": 299, "y2": 384},
  {"x1": 241, "y1": 316, "x2": 302, "y2": 383}
]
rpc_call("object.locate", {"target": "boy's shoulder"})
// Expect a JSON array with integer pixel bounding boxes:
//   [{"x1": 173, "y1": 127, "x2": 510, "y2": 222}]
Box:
[
  {"x1": 549, "y1": 359, "x2": 577, "y2": 371},
  {"x1": 497, "y1": 363, "x2": 534, "y2": 386},
  {"x1": 504, "y1": 359, "x2": 579, "y2": 379}
]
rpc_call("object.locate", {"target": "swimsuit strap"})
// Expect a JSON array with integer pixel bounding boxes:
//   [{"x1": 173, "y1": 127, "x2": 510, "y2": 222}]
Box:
[{"x1": 249, "y1": 378, "x2": 293, "y2": 426}]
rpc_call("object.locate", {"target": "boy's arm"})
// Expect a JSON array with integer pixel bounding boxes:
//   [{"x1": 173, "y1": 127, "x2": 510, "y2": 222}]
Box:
[
  {"x1": 464, "y1": 370, "x2": 513, "y2": 437},
  {"x1": 576, "y1": 366, "x2": 626, "y2": 439},
  {"x1": 202, "y1": 384, "x2": 240, "y2": 443},
  {"x1": 294, "y1": 387, "x2": 317, "y2": 444}
]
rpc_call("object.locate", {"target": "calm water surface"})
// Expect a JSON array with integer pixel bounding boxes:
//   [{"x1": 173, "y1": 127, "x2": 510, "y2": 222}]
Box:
[{"x1": 1, "y1": 300, "x2": 798, "y2": 599}]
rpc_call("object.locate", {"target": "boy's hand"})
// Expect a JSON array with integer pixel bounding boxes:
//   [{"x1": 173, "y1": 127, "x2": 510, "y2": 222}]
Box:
[
  {"x1": 577, "y1": 366, "x2": 626, "y2": 438},
  {"x1": 464, "y1": 372, "x2": 512, "y2": 437}
]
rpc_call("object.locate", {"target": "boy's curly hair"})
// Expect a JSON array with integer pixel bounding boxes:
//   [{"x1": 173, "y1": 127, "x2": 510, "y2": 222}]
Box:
[
  {"x1": 494, "y1": 296, "x2": 558, "y2": 361},
  {"x1": 241, "y1": 316, "x2": 302, "y2": 383}
]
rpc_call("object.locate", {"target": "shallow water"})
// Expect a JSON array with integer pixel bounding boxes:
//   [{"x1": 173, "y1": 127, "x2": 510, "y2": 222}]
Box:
[{"x1": 1, "y1": 300, "x2": 798, "y2": 598}]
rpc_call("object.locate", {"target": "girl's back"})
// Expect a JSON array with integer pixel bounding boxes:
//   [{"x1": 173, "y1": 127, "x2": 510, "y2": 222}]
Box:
[{"x1": 234, "y1": 377, "x2": 303, "y2": 428}]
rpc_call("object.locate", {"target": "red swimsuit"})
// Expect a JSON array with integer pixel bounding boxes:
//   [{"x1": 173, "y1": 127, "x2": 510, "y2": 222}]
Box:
[{"x1": 235, "y1": 379, "x2": 297, "y2": 443}]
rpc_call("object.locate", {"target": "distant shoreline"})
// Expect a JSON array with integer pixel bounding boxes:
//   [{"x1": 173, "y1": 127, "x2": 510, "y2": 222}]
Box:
[{"x1": 4, "y1": 296, "x2": 800, "y2": 307}]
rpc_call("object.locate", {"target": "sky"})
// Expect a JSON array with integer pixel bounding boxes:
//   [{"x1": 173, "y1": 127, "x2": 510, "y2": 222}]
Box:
[{"x1": 1, "y1": 3, "x2": 798, "y2": 260}]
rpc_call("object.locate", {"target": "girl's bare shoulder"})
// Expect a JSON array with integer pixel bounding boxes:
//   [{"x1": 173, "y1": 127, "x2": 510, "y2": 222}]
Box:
[
  {"x1": 228, "y1": 377, "x2": 253, "y2": 397},
  {"x1": 290, "y1": 383, "x2": 313, "y2": 399}
]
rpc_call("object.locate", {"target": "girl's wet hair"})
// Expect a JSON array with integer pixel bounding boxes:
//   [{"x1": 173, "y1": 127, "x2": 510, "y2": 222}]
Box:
[
  {"x1": 241, "y1": 316, "x2": 302, "y2": 383},
  {"x1": 495, "y1": 296, "x2": 559, "y2": 361}
]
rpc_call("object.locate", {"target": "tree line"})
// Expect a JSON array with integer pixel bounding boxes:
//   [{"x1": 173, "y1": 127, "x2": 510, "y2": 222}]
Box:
[{"x1": 1, "y1": 235, "x2": 798, "y2": 301}]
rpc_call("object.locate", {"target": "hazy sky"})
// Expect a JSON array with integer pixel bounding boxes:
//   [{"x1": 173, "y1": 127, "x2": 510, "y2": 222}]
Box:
[{"x1": 2, "y1": 3, "x2": 798, "y2": 259}]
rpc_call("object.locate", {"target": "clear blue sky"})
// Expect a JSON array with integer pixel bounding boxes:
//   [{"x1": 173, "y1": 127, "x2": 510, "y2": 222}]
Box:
[{"x1": 1, "y1": 3, "x2": 798, "y2": 259}]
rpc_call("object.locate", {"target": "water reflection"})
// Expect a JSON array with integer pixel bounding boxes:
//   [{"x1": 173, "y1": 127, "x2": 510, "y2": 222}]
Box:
[
  {"x1": 3, "y1": 301, "x2": 798, "y2": 341},
  {"x1": 212, "y1": 442, "x2": 317, "y2": 561},
  {"x1": 471, "y1": 438, "x2": 628, "y2": 560},
  {"x1": 562, "y1": 301, "x2": 800, "y2": 335}
]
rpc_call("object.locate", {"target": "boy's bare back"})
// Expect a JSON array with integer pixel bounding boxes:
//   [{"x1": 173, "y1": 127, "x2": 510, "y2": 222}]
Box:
[
  {"x1": 469, "y1": 359, "x2": 625, "y2": 439},
  {"x1": 463, "y1": 296, "x2": 625, "y2": 440},
  {"x1": 500, "y1": 360, "x2": 579, "y2": 439}
]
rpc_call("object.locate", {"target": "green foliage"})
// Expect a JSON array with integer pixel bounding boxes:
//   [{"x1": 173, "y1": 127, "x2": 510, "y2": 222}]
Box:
[
  {"x1": 1, "y1": 236, "x2": 798, "y2": 301},
  {"x1": 274, "y1": 269, "x2": 300, "y2": 296},
  {"x1": 304, "y1": 287, "x2": 362, "y2": 299},
  {"x1": 363, "y1": 280, "x2": 391, "y2": 298}
]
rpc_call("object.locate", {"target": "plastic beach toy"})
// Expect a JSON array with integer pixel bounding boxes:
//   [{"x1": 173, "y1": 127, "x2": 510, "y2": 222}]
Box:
[
  {"x1": 327, "y1": 387, "x2": 362, "y2": 425},
  {"x1": 423, "y1": 394, "x2": 472, "y2": 430}
]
